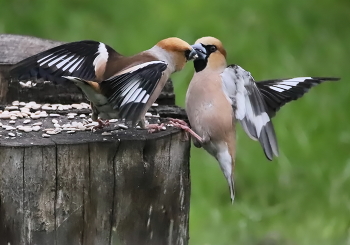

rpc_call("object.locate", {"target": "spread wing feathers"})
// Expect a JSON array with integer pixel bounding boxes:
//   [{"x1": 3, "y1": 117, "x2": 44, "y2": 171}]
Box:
[
  {"x1": 221, "y1": 64, "x2": 279, "y2": 160},
  {"x1": 256, "y1": 77, "x2": 340, "y2": 117},
  {"x1": 100, "y1": 61, "x2": 167, "y2": 124},
  {"x1": 10, "y1": 40, "x2": 121, "y2": 83}
]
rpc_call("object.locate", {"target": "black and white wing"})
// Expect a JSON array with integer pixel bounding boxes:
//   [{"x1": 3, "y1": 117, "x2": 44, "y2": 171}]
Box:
[
  {"x1": 100, "y1": 61, "x2": 167, "y2": 125},
  {"x1": 10, "y1": 40, "x2": 122, "y2": 83},
  {"x1": 221, "y1": 64, "x2": 278, "y2": 160},
  {"x1": 256, "y1": 77, "x2": 340, "y2": 117}
]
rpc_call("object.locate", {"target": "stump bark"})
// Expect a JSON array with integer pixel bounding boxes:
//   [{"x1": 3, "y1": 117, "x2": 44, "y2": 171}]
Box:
[{"x1": 0, "y1": 34, "x2": 191, "y2": 245}]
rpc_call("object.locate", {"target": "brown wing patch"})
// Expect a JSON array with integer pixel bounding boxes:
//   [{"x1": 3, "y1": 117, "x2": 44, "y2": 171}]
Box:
[{"x1": 85, "y1": 81, "x2": 101, "y2": 93}]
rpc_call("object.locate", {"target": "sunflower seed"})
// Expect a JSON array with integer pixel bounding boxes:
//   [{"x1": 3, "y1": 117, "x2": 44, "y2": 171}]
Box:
[
  {"x1": 101, "y1": 132, "x2": 112, "y2": 136},
  {"x1": 32, "y1": 126, "x2": 41, "y2": 132},
  {"x1": 0, "y1": 114, "x2": 10, "y2": 119},
  {"x1": 5, "y1": 106, "x2": 19, "y2": 111},
  {"x1": 46, "y1": 130, "x2": 58, "y2": 135},
  {"x1": 117, "y1": 124, "x2": 128, "y2": 129},
  {"x1": 31, "y1": 114, "x2": 41, "y2": 119}
]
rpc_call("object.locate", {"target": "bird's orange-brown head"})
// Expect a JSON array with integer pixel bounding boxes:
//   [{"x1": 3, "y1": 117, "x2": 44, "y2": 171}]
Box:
[
  {"x1": 191, "y1": 36, "x2": 227, "y2": 72},
  {"x1": 156, "y1": 37, "x2": 197, "y2": 71}
]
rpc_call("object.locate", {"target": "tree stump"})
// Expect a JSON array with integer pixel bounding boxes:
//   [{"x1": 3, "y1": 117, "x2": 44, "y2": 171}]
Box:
[{"x1": 0, "y1": 34, "x2": 190, "y2": 245}]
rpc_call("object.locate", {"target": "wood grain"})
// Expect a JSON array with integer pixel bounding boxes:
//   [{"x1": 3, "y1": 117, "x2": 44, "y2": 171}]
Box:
[{"x1": 0, "y1": 131, "x2": 190, "y2": 245}]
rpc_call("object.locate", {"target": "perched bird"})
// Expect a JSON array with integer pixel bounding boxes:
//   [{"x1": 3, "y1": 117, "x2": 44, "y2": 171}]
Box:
[
  {"x1": 175, "y1": 36, "x2": 339, "y2": 202},
  {"x1": 10, "y1": 37, "x2": 198, "y2": 130}
]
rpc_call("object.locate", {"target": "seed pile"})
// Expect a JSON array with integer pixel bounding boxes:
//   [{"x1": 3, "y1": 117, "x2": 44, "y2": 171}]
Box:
[{"x1": 0, "y1": 101, "x2": 162, "y2": 139}]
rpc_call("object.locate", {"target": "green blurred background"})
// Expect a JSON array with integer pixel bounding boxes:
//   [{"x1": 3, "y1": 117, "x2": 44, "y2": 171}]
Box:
[{"x1": 1, "y1": 0, "x2": 349, "y2": 244}]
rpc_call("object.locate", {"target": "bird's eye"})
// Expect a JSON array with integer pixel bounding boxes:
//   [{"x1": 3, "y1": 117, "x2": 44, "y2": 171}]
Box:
[{"x1": 209, "y1": 45, "x2": 217, "y2": 52}]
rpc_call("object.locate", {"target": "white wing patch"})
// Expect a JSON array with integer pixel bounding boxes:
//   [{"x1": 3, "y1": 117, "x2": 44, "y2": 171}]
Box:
[
  {"x1": 268, "y1": 77, "x2": 313, "y2": 92},
  {"x1": 38, "y1": 52, "x2": 83, "y2": 74},
  {"x1": 269, "y1": 86, "x2": 284, "y2": 92},
  {"x1": 121, "y1": 80, "x2": 139, "y2": 97},
  {"x1": 254, "y1": 112, "x2": 270, "y2": 137},
  {"x1": 141, "y1": 94, "x2": 150, "y2": 103},
  {"x1": 56, "y1": 55, "x2": 74, "y2": 68},
  {"x1": 120, "y1": 83, "x2": 141, "y2": 106},
  {"x1": 38, "y1": 54, "x2": 57, "y2": 66},
  {"x1": 64, "y1": 57, "x2": 80, "y2": 72},
  {"x1": 93, "y1": 43, "x2": 109, "y2": 71}
]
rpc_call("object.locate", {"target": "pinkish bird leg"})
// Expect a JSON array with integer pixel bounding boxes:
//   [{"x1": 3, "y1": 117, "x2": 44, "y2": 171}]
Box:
[
  {"x1": 169, "y1": 121, "x2": 203, "y2": 144},
  {"x1": 147, "y1": 123, "x2": 165, "y2": 133},
  {"x1": 166, "y1": 118, "x2": 188, "y2": 126}
]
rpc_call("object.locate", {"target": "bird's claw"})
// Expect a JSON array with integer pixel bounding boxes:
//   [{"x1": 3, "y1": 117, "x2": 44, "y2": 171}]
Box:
[
  {"x1": 168, "y1": 120, "x2": 203, "y2": 143},
  {"x1": 92, "y1": 119, "x2": 110, "y2": 130},
  {"x1": 167, "y1": 118, "x2": 188, "y2": 126},
  {"x1": 147, "y1": 123, "x2": 165, "y2": 133}
]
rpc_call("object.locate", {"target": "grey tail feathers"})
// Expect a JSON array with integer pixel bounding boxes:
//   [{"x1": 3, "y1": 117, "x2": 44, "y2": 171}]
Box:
[
  {"x1": 228, "y1": 176, "x2": 235, "y2": 203},
  {"x1": 62, "y1": 76, "x2": 88, "y2": 84}
]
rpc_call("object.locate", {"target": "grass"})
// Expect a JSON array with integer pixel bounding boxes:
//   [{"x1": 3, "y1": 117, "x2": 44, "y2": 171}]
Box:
[{"x1": 1, "y1": 0, "x2": 350, "y2": 244}]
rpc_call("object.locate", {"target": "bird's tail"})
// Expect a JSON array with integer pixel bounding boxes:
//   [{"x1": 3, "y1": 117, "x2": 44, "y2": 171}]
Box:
[
  {"x1": 62, "y1": 76, "x2": 88, "y2": 85},
  {"x1": 62, "y1": 76, "x2": 100, "y2": 92},
  {"x1": 215, "y1": 136, "x2": 236, "y2": 203}
]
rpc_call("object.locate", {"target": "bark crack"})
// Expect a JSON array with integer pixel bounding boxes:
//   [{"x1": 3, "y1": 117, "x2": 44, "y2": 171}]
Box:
[
  {"x1": 22, "y1": 147, "x2": 25, "y2": 244},
  {"x1": 81, "y1": 143, "x2": 90, "y2": 244},
  {"x1": 52, "y1": 139, "x2": 58, "y2": 245},
  {"x1": 109, "y1": 141, "x2": 120, "y2": 245}
]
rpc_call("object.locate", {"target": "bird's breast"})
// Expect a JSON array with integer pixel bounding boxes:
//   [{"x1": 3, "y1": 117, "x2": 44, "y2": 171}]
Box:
[{"x1": 186, "y1": 72, "x2": 235, "y2": 141}]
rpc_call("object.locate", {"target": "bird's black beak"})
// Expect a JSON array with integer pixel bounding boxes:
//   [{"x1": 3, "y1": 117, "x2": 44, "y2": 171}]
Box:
[
  {"x1": 186, "y1": 49, "x2": 198, "y2": 61},
  {"x1": 191, "y1": 43, "x2": 207, "y2": 60}
]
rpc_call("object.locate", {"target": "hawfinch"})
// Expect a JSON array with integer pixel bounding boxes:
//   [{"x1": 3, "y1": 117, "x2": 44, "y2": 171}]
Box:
[
  {"x1": 179, "y1": 36, "x2": 339, "y2": 202},
  {"x1": 10, "y1": 37, "x2": 198, "y2": 129}
]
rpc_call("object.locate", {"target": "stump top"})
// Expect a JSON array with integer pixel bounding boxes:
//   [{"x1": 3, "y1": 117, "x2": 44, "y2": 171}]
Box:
[
  {"x1": 0, "y1": 102, "x2": 187, "y2": 147},
  {"x1": 0, "y1": 125, "x2": 180, "y2": 147}
]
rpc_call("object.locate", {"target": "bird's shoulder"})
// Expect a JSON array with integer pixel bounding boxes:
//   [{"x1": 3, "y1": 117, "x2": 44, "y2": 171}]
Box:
[{"x1": 104, "y1": 52, "x2": 161, "y2": 78}]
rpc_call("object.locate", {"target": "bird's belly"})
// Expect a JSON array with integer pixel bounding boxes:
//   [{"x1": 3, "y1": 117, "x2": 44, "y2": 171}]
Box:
[{"x1": 188, "y1": 100, "x2": 233, "y2": 141}]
